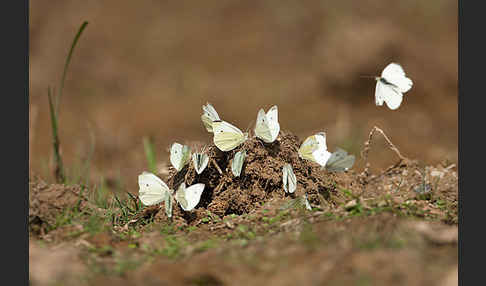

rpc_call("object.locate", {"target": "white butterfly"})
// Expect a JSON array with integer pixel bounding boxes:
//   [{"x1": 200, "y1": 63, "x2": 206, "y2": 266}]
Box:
[
  {"x1": 212, "y1": 120, "x2": 248, "y2": 152},
  {"x1": 138, "y1": 171, "x2": 171, "y2": 206},
  {"x1": 304, "y1": 194, "x2": 312, "y2": 211},
  {"x1": 164, "y1": 194, "x2": 173, "y2": 218},
  {"x1": 231, "y1": 150, "x2": 247, "y2": 177},
  {"x1": 174, "y1": 182, "x2": 205, "y2": 211},
  {"x1": 282, "y1": 163, "x2": 297, "y2": 194},
  {"x1": 192, "y1": 152, "x2": 209, "y2": 175},
  {"x1": 298, "y1": 132, "x2": 332, "y2": 167},
  {"x1": 325, "y1": 147, "x2": 355, "y2": 172},
  {"x1": 254, "y1": 105, "x2": 280, "y2": 143},
  {"x1": 170, "y1": 143, "x2": 191, "y2": 171},
  {"x1": 375, "y1": 63, "x2": 413, "y2": 110},
  {"x1": 201, "y1": 103, "x2": 221, "y2": 133}
]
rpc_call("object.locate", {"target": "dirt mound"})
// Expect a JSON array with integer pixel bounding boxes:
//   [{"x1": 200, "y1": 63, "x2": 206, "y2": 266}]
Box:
[
  {"x1": 29, "y1": 176, "x2": 90, "y2": 236},
  {"x1": 153, "y1": 131, "x2": 339, "y2": 225}
]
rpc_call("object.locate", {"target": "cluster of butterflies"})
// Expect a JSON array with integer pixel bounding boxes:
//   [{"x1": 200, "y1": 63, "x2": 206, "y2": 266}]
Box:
[{"x1": 137, "y1": 62, "x2": 413, "y2": 217}]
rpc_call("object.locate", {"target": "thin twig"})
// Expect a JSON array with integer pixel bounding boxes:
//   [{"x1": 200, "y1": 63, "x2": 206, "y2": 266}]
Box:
[
  {"x1": 360, "y1": 126, "x2": 409, "y2": 180},
  {"x1": 211, "y1": 158, "x2": 223, "y2": 175}
]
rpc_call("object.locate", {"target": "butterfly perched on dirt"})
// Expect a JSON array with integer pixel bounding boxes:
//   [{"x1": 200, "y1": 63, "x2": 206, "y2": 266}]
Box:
[
  {"x1": 282, "y1": 163, "x2": 297, "y2": 194},
  {"x1": 174, "y1": 182, "x2": 205, "y2": 211},
  {"x1": 201, "y1": 102, "x2": 221, "y2": 133},
  {"x1": 212, "y1": 120, "x2": 248, "y2": 152},
  {"x1": 170, "y1": 143, "x2": 191, "y2": 172},
  {"x1": 231, "y1": 150, "x2": 247, "y2": 177},
  {"x1": 298, "y1": 132, "x2": 332, "y2": 167},
  {"x1": 254, "y1": 105, "x2": 280, "y2": 143},
  {"x1": 192, "y1": 152, "x2": 209, "y2": 175},
  {"x1": 324, "y1": 147, "x2": 355, "y2": 172}
]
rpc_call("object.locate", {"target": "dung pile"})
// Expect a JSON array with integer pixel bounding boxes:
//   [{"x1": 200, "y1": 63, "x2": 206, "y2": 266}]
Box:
[{"x1": 155, "y1": 131, "x2": 339, "y2": 225}]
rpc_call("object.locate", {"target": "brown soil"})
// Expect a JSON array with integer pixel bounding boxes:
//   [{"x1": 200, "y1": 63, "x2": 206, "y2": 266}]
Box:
[
  {"x1": 149, "y1": 132, "x2": 337, "y2": 225},
  {"x1": 29, "y1": 130, "x2": 458, "y2": 285}
]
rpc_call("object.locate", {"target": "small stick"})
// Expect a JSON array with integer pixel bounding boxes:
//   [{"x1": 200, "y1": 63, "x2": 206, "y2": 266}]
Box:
[
  {"x1": 360, "y1": 126, "x2": 409, "y2": 179},
  {"x1": 214, "y1": 181, "x2": 225, "y2": 194},
  {"x1": 211, "y1": 159, "x2": 223, "y2": 175}
]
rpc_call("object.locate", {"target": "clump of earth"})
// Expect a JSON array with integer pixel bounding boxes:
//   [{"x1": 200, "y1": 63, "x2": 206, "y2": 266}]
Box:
[{"x1": 154, "y1": 131, "x2": 340, "y2": 225}]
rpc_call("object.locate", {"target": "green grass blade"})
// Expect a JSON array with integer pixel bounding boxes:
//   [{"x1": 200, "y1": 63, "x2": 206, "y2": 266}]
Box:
[
  {"x1": 56, "y1": 21, "x2": 89, "y2": 115},
  {"x1": 143, "y1": 137, "x2": 157, "y2": 174},
  {"x1": 47, "y1": 86, "x2": 65, "y2": 183}
]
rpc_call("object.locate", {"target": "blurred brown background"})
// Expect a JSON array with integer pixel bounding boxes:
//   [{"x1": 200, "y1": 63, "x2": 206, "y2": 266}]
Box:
[{"x1": 29, "y1": 0, "x2": 457, "y2": 189}]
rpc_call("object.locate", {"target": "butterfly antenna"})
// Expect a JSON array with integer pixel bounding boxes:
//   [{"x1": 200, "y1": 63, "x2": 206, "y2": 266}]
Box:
[{"x1": 359, "y1": 75, "x2": 378, "y2": 79}]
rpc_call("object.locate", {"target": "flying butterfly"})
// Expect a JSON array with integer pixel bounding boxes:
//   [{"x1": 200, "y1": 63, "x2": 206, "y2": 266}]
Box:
[
  {"x1": 170, "y1": 142, "x2": 191, "y2": 172},
  {"x1": 231, "y1": 150, "x2": 247, "y2": 177},
  {"x1": 254, "y1": 105, "x2": 280, "y2": 143},
  {"x1": 201, "y1": 102, "x2": 221, "y2": 133},
  {"x1": 174, "y1": 182, "x2": 205, "y2": 211},
  {"x1": 192, "y1": 152, "x2": 209, "y2": 175},
  {"x1": 324, "y1": 147, "x2": 356, "y2": 172},
  {"x1": 298, "y1": 132, "x2": 332, "y2": 167},
  {"x1": 374, "y1": 62, "x2": 413, "y2": 110},
  {"x1": 282, "y1": 163, "x2": 297, "y2": 194},
  {"x1": 212, "y1": 120, "x2": 248, "y2": 152},
  {"x1": 138, "y1": 171, "x2": 171, "y2": 206}
]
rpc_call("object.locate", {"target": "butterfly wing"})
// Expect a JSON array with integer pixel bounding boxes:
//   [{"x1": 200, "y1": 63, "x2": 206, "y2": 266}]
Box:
[
  {"x1": 311, "y1": 133, "x2": 332, "y2": 166},
  {"x1": 201, "y1": 103, "x2": 221, "y2": 133},
  {"x1": 282, "y1": 164, "x2": 296, "y2": 194},
  {"x1": 175, "y1": 183, "x2": 189, "y2": 210},
  {"x1": 266, "y1": 105, "x2": 280, "y2": 141},
  {"x1": 282, "y1": 165, "x2": 288, "y2": 192},
  {"x1": 298, "y1": 135, "x2": 320, "y2": 161},
  {"x1": 170, "y1": 143, "x2": 191, "y2": 171},
  {"x1": 381, "y1": 84, "x2": 404, "y2": 110},
  {"x1": 231, "y1": 150, "x2": 246, "y2": 177},
  {"x1": 325, "y1": 147, "x2": 355, "y2": 172},
  {"x1": 213, "y1": 121, "x2": 246, "y2": 151},
  {"x1": 192, "y1": 153, "x2": 209, "y2": 174},
  {"x1": 164, "y1": 194, "x2": 173, "y2": 218},
  {"x1": 138, "y1": 172, "x2": 170, "y2": 206},
  {"x1": 304, "y1": 194, "x2": 312, "y2": 210},
  {"x1": 255, "y1": 109, "x2": 274, "y2": 143},
  {"x1": 183, "y1": 183, "x2": 205, "y2": 211},
  {"x1": 381, "y1": 63, "x2": 413, "y2": 93},
  {"x1": 375, "y1": 81, "x2": 386, "y2": 106}
]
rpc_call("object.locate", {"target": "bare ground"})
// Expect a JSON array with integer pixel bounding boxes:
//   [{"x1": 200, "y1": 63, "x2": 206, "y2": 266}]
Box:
[{"x1": 29, "y1": 132, "x2": 457, "y2": 286}]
